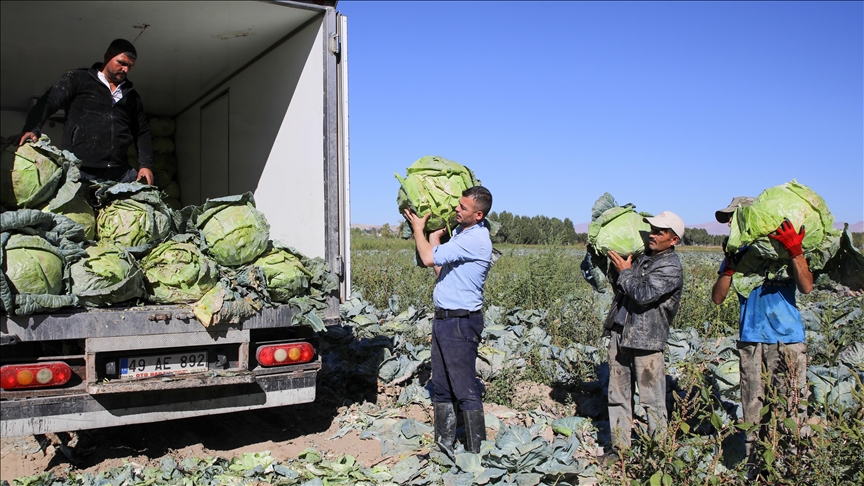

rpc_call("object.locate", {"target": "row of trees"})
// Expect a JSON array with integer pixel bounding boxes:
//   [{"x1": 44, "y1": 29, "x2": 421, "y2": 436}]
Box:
[
  {"x1": 486, "y1": 211, "x2": 584, "y2": 245},
  {"x1": 363, "y1": 215, "x2": 864, "y2": 251}
]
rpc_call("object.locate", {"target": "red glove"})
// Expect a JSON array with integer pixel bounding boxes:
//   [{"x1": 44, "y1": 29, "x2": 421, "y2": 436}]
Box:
[
  {"x1": 769, "y1": 218, "x2": 805, "y2": 258},
  {"x1": 719, "y1": 257, "x2": 736, "y2": 276}
]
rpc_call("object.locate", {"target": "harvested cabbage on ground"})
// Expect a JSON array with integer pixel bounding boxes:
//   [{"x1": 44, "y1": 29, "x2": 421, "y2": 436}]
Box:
[
  {"x1": 71, "y1": 241, "x2": 145, "y2": 307},
  {"x1": 0, "y1": 136, "x2": 80, "y2": 210},
  {"x1": 395, "y1": 155, "x2": 480, "y2": 235},
  {"x1": 95, "y1": 182, "x2": 174, "y2": 253},
  {"x1": 195, "y1": 192, "x2": 270, "y2": 267},
  {"x1": 141, "y1": 235, "x2": 219, "y2": 303}
]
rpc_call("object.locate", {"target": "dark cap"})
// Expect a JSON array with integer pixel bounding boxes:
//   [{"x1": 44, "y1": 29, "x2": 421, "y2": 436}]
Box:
[
  {"x1": 105, "y1": 39, "x2": 137, "y2": 60},
  {"x1": 715, "y1": 196, "x2": 755, "y2": 223}
]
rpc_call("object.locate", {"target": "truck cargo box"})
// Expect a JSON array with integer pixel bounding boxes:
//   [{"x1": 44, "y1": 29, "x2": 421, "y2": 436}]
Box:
[{"x1": 0, "y1": 0, "x2": 350, "y2": 437}]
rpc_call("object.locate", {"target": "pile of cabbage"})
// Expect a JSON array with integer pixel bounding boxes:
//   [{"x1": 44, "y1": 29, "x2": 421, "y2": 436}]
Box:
[
  {"x1": 395, "y1": 155, "x2": 480, "y2": 235},
  {"x1": 1, "y1": 138, "x2": 336, "y2": 327},
  {"x1": 724, "y1": 180, "x2": 863, "y2": 295}
]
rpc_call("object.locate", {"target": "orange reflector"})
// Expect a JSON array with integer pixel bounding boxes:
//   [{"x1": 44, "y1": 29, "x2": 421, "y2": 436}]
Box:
[
  {"x1": 256, "y1": 342, "x2": 315, "y2": 367},
  {"x1": 0, "y1": 362, "x2": 72, "y2": 390}
]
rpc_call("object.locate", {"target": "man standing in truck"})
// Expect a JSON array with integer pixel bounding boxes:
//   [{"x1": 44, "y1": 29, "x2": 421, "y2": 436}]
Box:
[
  {"x1": 404, "y1": 185, "x2": 493, "y2": 457},
  {"x1": 14, "y1": 38, "x2": 153, "y2": 185},
  {"x1": 604, "y1": 211, "x2": 685, "y2": 457},
  {"x1": 711, "y1": 197, "x2": 812, "y2": 466}
]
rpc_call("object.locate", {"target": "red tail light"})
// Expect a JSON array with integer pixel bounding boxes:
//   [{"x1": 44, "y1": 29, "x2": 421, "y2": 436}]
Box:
[
  {"x1": 1, "y1": 362, "x2": 73, "y2": 390},
  {"x1": 256, "y1": 342, "x2": 315, "y2": 367}
]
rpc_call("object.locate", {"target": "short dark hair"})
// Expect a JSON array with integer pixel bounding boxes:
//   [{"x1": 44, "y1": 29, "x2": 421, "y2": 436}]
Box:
[
  {"x1": 105, "y1": 39, "x2": 137, "y2": 61},
  {"x1": 463, "y1": 186, "x2": 492, "y2": 216}
]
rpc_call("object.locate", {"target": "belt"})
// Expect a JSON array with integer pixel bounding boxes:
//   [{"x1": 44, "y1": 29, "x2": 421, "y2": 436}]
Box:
[{"x1": 434, "y1": 308, "x2": 481, "y2": 319}]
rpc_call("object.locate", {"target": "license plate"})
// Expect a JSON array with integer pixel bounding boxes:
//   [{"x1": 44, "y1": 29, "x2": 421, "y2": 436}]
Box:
[{"x1": 120, "y1": 352, "x2": 208, "y2": 379}]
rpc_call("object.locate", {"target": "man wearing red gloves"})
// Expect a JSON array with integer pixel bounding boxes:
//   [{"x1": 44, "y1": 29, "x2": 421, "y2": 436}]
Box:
[{"x1": 711, "y1": 197, "x2": 813, "y2": 464}]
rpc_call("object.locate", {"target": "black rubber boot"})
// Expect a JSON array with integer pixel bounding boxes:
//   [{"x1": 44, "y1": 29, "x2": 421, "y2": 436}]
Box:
[
  {"x1": 462, "y1": 408, "x2": 486, "y2": 453},
  {"x1": 433, "y1": 402, "x2": 457, "y2": 459}
]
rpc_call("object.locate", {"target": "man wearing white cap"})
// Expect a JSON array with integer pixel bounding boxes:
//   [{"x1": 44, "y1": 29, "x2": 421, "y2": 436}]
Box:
[
  {"x1": 711, "y1": 197, "x2": 812, "y2": 465},
  {"x1": 603, "y1": 211, "x2": 685, "y2": 455}
]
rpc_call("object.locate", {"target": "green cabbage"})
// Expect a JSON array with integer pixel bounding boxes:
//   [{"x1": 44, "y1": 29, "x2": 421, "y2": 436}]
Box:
[
  {"x1": 141, "y1": 237, "x2": 218, "y2": 303},
  {"x1": 163, "y1": 181, "x2": 181, "y2": 201},
  {"x1": 71, "y1": 241, "x2": 145, "y2": 306},
  {"x1": 97, "y1": 198, "x2": 172, "y2": 248},
  {"x1": 727, "y1": 179, "x2": 839, "y2": 260},
  {"x1": 196, "y1": 193, "x2": 270, "y2": 267},
  {"x1": 152, "y1": 137, "x2": 175, "y2": 153},
  {"x1": 253, "y1": 245, "x2": 313, "y2": 302},
  {"x1": 3, "y1": 234, "x2": 64, "y2": 294},
  {"x1": 588, "y1": 206, "x2": 652, "y2": 257},
  {"x1": 0, "y1": 209, "x2": 86, "y2": 315},
  {"x1": 727, "y1": 180, "x2": 844, "y2": 296},
  {"x1": 154, "y1": 153, "x2": 178, "y2": 178},
  {"x1": 0, "y1": 139, "x2": 63, "y2": 209},
  {"x1": 42, "y1": 196, "x2": 96, "y2": 240},
  {"x1": 153, "y1": 169, "x2": 172, "y2": 189},
  {"x1": 395, "y1": 156, "x2": 480, "y2": 234},
  {"x1": 149, "y1": 117, "x2": 176, "y2": 137}
]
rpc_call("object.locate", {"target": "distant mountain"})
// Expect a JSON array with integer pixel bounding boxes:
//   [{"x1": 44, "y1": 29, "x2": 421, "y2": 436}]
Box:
[
  {"x1": 689, "y1": 221, "x2": 730, "y2": 236},
  {"x1": 573, "y1": 221, "x2": 730, "y2": 235},
  {"x1": 838, "y1": 221, "x2": 864, "y2": 232}
]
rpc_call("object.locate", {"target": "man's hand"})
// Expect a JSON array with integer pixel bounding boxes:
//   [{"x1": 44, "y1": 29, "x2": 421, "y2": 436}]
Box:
[
  {"x1": 428, "y1": 228, "x2": 446, "y2": 246},
  {"x1": 404, "y1": 209, "x2": 435, "y2": 267},
  {"x1": 719, "y1": 246, "x2": 748, "y2": 276},
  {"x1": 136, "y1": 167, "x2": 154, "y2": 185},
  {"x1": 608, "y1": 250, "x2": 632, "y2": 272},
  {"x1": 15, "y1": 132, "x2": 38, "y2": 145},
  {"x1": 403, "y1": 209, "x2": 430, "y2": 235},
  {"x1": 769, "y1": 218, "x2": 805, "y2": 258}
]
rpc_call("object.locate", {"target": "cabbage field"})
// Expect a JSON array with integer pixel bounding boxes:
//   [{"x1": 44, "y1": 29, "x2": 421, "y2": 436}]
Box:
[{"x1": 9, "y1": 237, "x2": 861, "y2": 486}]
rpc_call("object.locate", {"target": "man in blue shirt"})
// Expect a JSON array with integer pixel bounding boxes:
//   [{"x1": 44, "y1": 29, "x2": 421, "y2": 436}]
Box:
[
  {"x1": 404, "y1": 185, "x2": 493, "y2": 456},
  {"x1": 711, "y1": 197, "x2": 813, "y2": 464}
]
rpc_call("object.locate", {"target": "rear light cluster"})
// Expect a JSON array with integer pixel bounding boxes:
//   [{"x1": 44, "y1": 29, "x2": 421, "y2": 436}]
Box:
[
  {"x1": 1, "y1": 362, "x2": 72, "y2": 390},
  {"x1": 256, "y1": 342, "x2": 315, "y2": 367}
]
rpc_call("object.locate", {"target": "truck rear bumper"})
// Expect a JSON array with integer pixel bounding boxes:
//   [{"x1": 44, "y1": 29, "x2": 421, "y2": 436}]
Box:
[{"x1": 0, "y1": 369, "x2": 316, "y2": 437}]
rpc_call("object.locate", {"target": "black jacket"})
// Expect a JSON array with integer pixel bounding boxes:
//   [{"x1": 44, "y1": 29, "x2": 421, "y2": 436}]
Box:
[
  {"x1": 604, "y1": 248, "x2": 683, "y2": 351},
  {"x1": 24, "y1": 63, "x2": 153, "y2": 170}
]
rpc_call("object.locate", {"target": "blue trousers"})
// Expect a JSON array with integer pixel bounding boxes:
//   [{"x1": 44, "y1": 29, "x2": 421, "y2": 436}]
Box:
[{"x1": 431, "y1": 313, "x2": 483, "y2": 410}]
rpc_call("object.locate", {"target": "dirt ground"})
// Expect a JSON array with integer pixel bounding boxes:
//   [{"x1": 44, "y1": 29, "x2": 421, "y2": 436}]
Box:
[
  {"x1": 1, "y1": 401, "x2": 394, "y2": 482},
  {"x1": 1, "y1": 383, "x2": 569, "y2": 483}
]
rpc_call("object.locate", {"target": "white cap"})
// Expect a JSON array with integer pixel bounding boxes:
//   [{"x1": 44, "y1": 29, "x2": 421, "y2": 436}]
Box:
[{"x1": 644, "y1": 211, "x2": 685, "y2": 238}]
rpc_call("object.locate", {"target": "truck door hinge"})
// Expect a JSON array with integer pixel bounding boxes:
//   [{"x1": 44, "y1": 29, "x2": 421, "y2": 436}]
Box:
[
  {"x1": 333, "y1": 255, "x2": 344, "y2": 278},
  {"x1": 330, "y1": 34, "x2": 341, "y2": 55}
]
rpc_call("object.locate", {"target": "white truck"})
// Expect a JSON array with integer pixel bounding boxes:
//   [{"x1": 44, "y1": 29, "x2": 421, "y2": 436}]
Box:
[{"x1": 0, "y1": 0, "x2": 350, "y2": 437}]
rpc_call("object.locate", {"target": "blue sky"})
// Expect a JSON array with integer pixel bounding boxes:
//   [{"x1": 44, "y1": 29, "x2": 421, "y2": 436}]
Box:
[{"x1": 339, "y1": 1, "x2": 863, "y2": 228}]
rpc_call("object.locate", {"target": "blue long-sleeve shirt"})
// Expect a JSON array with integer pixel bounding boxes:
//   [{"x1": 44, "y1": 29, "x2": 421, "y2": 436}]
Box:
[{"x1": 432, "y1": 221, "x2": 492, "y2": 311}]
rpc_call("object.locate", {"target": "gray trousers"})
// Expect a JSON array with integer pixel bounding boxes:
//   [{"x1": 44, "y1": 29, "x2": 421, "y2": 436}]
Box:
[
  {"x1": 738, "y1": 341, "x2": 808, "y2": 457},
  {"x1": 607, "y1": 329, "x2": 667, "y2": 449}
]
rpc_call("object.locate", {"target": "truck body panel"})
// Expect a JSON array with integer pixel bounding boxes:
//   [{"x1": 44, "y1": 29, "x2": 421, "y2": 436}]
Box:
[{"x1": 0, "y1": 0, "x2": 349, "y2": 437}]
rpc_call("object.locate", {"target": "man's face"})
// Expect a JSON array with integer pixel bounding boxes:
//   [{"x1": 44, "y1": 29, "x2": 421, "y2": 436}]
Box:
[
  {"x1": 647, "y1": 226, "x2": 679, "y2": 253},
  {"x1": 102, "y1": 53, "x2": 135, "y2": 85},
  {"x1": 455, "y1": 196, "x2": 482, "y2": 227}
]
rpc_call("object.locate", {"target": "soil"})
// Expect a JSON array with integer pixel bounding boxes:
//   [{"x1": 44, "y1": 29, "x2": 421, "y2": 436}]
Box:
[{"x1": 1, "y1": 382, "x2": 574, "y2": 482}]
